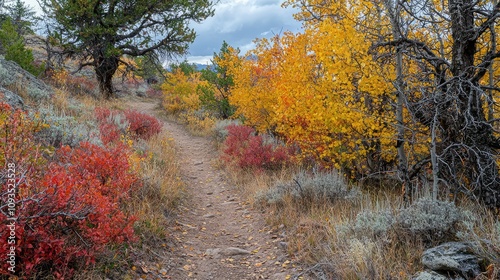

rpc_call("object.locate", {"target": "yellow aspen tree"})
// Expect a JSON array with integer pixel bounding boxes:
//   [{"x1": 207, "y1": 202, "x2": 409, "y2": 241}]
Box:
[
  {"x1": 226, "y1": 37, "x2": 281, "y2": 132},
  {"x1": 161, "y1": 68, "x2": 205, "y2": 114}
]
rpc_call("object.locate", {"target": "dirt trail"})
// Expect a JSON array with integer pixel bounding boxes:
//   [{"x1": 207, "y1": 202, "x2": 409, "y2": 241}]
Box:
[{"x1": 127, "y1": 99, "x2": 309, "y2": 280}]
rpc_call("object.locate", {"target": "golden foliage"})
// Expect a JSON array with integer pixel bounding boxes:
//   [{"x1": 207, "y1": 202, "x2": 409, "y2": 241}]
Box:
[
  {"x1": 161, "y1": 68, "x2": 206, "y2": 114},
  {"x1": 225, "y1": 21, "x2": 396, "y2": 175}
]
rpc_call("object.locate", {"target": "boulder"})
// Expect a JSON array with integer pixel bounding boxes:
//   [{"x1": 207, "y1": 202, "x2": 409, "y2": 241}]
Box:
[
  {"x1": 421, "y1": 242, "x2": 480, "y2": 278},
  {"x1": 413, "y1": 270, "x2": 465, "y2": 280},
  {"x1": 0, "y1": 86, "x2": 24, "y2": 109},
  {"x1": 413, "y1": 271, "x2": 450, "y2": 280},
  {"x1": 220, "y1": 247, "x2": 251, "y2": 256},
  {"x1": 0, "y1": 57, "x2": 53, "y2": 96}
]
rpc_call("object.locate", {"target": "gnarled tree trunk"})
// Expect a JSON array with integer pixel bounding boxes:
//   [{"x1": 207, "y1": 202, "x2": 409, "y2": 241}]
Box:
[
  {"x1": 437, "y1": 0, "x2": 500, "y2": 207},
  {"x1": 95, "y1": 55, "x2": 119, "y2": 99}
]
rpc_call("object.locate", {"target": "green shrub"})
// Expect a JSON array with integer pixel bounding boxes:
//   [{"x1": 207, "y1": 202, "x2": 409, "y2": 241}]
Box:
[{"x1": 0, "y1": 19, "x2": 44, "y2": 76}]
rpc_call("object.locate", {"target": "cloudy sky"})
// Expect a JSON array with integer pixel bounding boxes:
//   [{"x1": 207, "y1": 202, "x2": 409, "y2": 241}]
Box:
[
  {"x1": 185, "y1": 0, "x2": 302, "y2": 64},
  {"x1": 24, "y1": 0, "x2": 302, "y2": 65}
]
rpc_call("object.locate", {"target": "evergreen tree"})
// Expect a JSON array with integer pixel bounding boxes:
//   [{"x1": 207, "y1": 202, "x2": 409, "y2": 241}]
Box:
[
  {"x1": 0, "y1": 18, "x2": 43, "y2": 76},
  {"x1": 39, "y1": 0, "x2": 214, "y2": 99},
  {"x1": 199, "y1": 41, "x2": 237, "y2": 119},
  {"x1": 5, "y1": 0, "x2": 37, "y2": 35}
]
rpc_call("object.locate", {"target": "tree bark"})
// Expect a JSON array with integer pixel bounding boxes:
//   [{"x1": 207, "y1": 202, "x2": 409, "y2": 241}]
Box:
[
  {"x1": 439, "y1": 0, "x2": 500, "y2": 207},
  {"x1": 95, "y1": 55, "x2": 119, "y2": 99},
  {"x1": 383, "y1": 0, "x2": 410, "y2": 200}
]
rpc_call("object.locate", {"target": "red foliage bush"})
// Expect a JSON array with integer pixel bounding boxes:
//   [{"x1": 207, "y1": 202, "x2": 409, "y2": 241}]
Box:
[
  {"x1": 94, "y1": 107, "x2": 112, "y2": 123},
  {"x1": 66, "y1": 75, "x2": 97, "y2": 95},
  {"x1": 95, "y1": 107, "x2": 161, "y2": 143},
  {"x1": 98, "y1": 121, "x2": 122, "y2": 145},
  {"x1": 146, "y1": 88, "x2": 162, "y2": 98},
  {"x1": 0, "y1": 104, "x2": 139, "y2": 278},
  {"x1": 123, "y1": 110, "x2": 162, "y2": 140},
  {"x1": 95, "y1": 107, "x2": 125, "y2": 145},
  {"x1": 221, "y1": 124, "x2": 290, "y2": 170},
  {"x1": 46, "y1": 70, "x2": 97, "y2": 95}
]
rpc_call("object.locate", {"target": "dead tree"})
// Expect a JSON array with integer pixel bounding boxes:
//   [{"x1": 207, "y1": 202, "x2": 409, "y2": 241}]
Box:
[{"x1": 383, "y1": 0, "x2": 500, "y2": 207}]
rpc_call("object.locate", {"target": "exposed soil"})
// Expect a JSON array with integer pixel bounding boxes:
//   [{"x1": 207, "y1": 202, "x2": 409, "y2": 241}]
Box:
[{"x1": 126, "y1": 99, "x2": 310, "y2": 280}]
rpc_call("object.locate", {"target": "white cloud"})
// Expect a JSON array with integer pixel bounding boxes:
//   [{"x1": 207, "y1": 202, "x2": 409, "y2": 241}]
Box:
[
  {"x1": 185, "y1": 0, "x2": 302, "y2": 61},
  {"x1": 22, "y1": 0, "x2": 42, "y2": 14},
  {"x1": 186, "y1": 55, "x2": 213, "y2": 65}
]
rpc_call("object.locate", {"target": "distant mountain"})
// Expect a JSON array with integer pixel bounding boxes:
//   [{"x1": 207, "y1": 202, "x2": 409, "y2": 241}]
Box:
[
  {"x1": 163, "y1": 62, "x2": 211, "y2": 72},
  {"x1": 194, "y1": 63, "x2": 210, "y2": 71}
]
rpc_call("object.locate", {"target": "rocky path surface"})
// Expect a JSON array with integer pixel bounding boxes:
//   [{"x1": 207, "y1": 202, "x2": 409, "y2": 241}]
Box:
[{"x1": 127, "y1": 99, "x2": 309, "y2": 280}]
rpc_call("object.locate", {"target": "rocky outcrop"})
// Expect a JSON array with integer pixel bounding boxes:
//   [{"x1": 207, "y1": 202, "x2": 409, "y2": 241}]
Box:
[
  {"x1": 0, "y1": 57, "x2": 53, "y2": 96},
  {"x1": 413, "y1": 270, "x2": 458, "y2": 280},
  {"x1": 413, "y1": 242, "x2": 481, "y2": 280},
  {"x1": 0, "y1": 86, "x2": 24, "y2": 109}
]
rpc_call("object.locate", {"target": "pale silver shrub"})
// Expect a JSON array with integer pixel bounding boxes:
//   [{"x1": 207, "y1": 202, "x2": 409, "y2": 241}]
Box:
[
  {"x1": 353, "y1": 210, "x2": 395, "y2": 237},
  {"x1": 212, "y1": 118, "x2": 240, "y2": 142},
  {"x1": 105, "y1": 111, "x2": 130, "y2": 134},
  {"x1": 34, "y1": 106, "x2": 102, "y2": 147},
  {"x1": 397, "y1": 198, "x2": 464, "y2": 239},
  {"x1": 256, "y1": 170, "x2": 359, "y2": 206},
  {"x1": 27, "y1": 86, "x2": 51, "y2": 100}
]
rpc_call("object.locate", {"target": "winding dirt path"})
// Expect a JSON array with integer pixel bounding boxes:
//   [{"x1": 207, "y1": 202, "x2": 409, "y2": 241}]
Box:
[{"x1": 127, "y1": 99, "x2": 309, "y2": 280}]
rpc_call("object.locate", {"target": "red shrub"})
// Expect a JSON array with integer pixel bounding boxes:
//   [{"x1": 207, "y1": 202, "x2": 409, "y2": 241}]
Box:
[
  {"x1": 95, "y1": 108, "x2": 161, "y2": 143},
  {"x1": 47, "y1": 70, "x2": 97, "y2": 95},
  {"x1": 95, "y1": 107, "x2": 128, "y2": 144},
  {"x1": 94, "y1": 107, "x2": 112, "y2": 123},
  {"x1": 123, "y1": 110, "x2": 162, "y2": 140},
  {"x1": 98, "y1": 121, "x2": 122, "y2": 145},
  {"x1": 222, "y1": 124, "x2": 290, "y2": 170},
  {"x1": 0, "y1": 104, "x2": 139, "y2": 278},
  {"x1": 66, "y1": 75, "x2": 97, "y2": 95},
  {"x1": 146, "y1": 88, "x2": 162, "y2": 98}
]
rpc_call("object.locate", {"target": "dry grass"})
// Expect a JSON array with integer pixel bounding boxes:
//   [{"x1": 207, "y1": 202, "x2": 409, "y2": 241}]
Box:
[
  {"x1": 127, "y1": 132, "x2": 185, "y2": 241},
  {"x1": 223, "y1": 163, "x2": 500, "y2": 279},
  {"x1": 164, "y1": 110, "x2": 216, "y2": 137}
]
